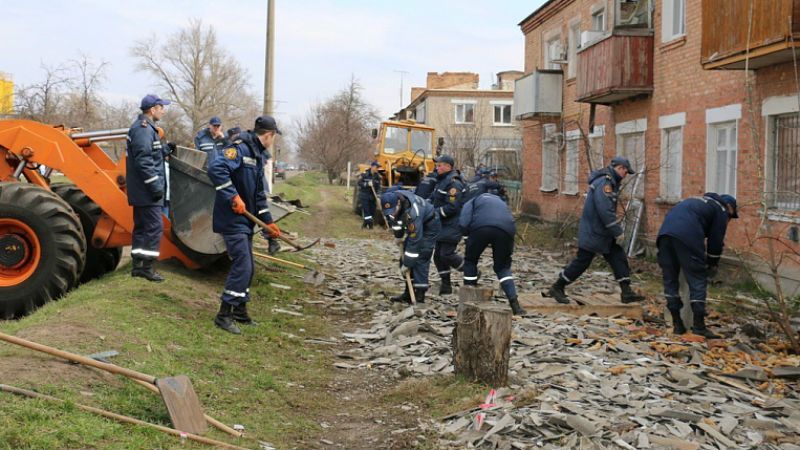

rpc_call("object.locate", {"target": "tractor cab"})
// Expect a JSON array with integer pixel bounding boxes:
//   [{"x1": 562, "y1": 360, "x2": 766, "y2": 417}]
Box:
[{"x1": 362, "y1": 120, "x2": 439, "y2": 189}]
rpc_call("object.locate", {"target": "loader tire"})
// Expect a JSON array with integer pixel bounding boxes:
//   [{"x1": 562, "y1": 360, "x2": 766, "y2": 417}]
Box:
[
  {"x1": 52, "y1": 183, "x2": 122, "y2": 283},
  {"x1": 0, "y1": 182, "x2": 86, "y2": 319}
]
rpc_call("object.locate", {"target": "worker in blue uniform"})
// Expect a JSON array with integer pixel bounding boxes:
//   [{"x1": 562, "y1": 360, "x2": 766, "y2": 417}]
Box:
[
  {"x1": 227, "y1": 126, "x2": 241, "y2": 142},
  {"x1": 208, "y1": 115, "x2": 282, "y2": 335},
  {"x1": 126, "y1": 94, "x2": 170, "y2": 283},
  {"x1": 195, "y1": 116, "x2": 227, "y2": 170},
  {"x1": 546, "y1": 156, "x2": 646, "y2": 305},
  {"x1": 414, "y1": 167, "x2": 438, "y2": 200},
  {"x1": 460, "y1": 193, "x2": 526, "y2": 315},
  {"x1": 657, "y1": 193, "x2": 738, "y2": 338},
  {"x1": 380, "y1": 190, "x2": 440, "y2": 304},
  {"x1": 357, "y1": 161, "x2": 382, "y2": 229},
  {"x1": 430, "y1": 154, "x2": 466, "y2": 295},
  {"x1": 463, "y1": 170, "x2": 507, "y2": 203}
]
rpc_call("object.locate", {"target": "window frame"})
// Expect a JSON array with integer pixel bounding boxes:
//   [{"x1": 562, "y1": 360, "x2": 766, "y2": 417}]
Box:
[
  {"x1": 492, "y1": 102, "x2": 513, "y2": 126},
  {"x1": 662, "y1": 0, "x2": 686, "y2": 43},
  {"x1": 540, "y1": 124, "x2": 560, "y2": 192},
  {"x1": 454, "y1": 102, "x2": 476, "y2": 125},
  {"x1": 591, "y1": 8, "x2": 606, "y2": 32},
  {"x1": 706, "y1": 121, "x2": 738, "y2": 197},
  {"x1": 659, "y1": 126, "x2": 683, "y2": 201},
  {"x1": 563, "y1": 131, "x2": 581, "y2": 195}
]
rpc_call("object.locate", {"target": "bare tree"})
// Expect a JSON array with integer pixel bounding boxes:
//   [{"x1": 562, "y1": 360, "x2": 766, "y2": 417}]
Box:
[
  {"x1": 130, "y1": 19, "x2": 256, "y2": 142},
  {"x1": 15, "y1": 63, "x2": 70, "y2": 124},
  {"x1": 65, "y1": 54, "x2": 109, "y2": 128},
  {"x1": 295, "y1": 78, "x2": 377, "y2": 183}
]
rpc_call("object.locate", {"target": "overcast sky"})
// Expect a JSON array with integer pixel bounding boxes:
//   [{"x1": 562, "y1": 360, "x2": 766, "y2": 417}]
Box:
[{"x1": 1, "y1": 0, "x2": 545, "y2": 124}]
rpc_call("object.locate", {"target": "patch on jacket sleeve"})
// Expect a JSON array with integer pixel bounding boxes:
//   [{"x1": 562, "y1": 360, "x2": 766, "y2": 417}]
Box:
[{"x1": 224, "y1": 147, "x2": 238, "y2": 160}]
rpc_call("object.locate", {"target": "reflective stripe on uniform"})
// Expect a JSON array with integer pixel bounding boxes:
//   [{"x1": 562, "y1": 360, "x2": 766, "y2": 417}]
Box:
[
  {"x1": 463, "y1": 276, "x2": 478, "y2": 281},
  {"x1": 243, "y1": 156, "x2": 257, "y2": 166},
  {"x1": 224, "y1": 289, "x2": 247, "y2": 298},
  {"x1": 258, "y1": 208, "x2": 270, "y2": 215},
  {"x1": 215, "y1": 181, "x2": 233, "y2": 190},
  {"x1": 404, "y1": 251, "x2": 419, "y2": 258},
  {"x1": 439, "y1": 208, "x2": 447, "y2": 218},
  {"x1": 144, "y1": 175, "x2": 159, "y2": 184},
  {"x1": 706, "y1": 253, "x2": 721, "y2": 258},
  {"x1": 605, "y1": 219, "x2": 621, "y2": 228},
  {"x1": 131, "y1": 248, "x2": 160, "y2": 257},
  {"x1": 438, "y1": 270, "x2": 451, "y2": 275},
  {"x1": 199, "y1": 144, "x2": 214, "y2": 149},
  {"x1": 560, "y1": 272, "x2": 572, "y2": 282},
  {"x1": 616, "y1": 277, "x2": 630, "y2": 282},
  {"x1": 498, "y1": 276, "x2": 514, "y2": 283},
  {"x1": 363, "y1": 216, "x2": 373, "y2": 220},
  {"x1": 413, "y1": 204, "x2": 419, "y2": 216},
  {"x1": 437, "y1": 189, "x2": 447, "y2": 194},
  {"x1": 413, "y1": 283, "x2": 429, "y2": 288},
  {"x1": 392, "y1": 226, "x2": 402, "y2": 231}
]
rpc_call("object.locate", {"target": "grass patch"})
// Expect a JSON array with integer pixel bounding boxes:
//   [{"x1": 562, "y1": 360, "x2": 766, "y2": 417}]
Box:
[{"x1": 383, "y1": 375, "x2": 486, "y2": 419}]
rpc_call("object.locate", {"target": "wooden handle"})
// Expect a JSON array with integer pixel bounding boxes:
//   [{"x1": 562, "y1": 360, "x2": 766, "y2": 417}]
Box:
[
  {"x1": 405, "y1": 271, "x2": 417, "y2": 305},
  {"x1": 242, "y1": 210, "x2": 303, "y2": 250},
  {"x1": 369, "y1": 185, "x2": 389, "y2": 230},
  {"x1": 253, "y1": 251, "x2": 306, "y2": 269},
  {"x1": 0, "y1": 332, "x2": 155, "y2": 384},
  {"x1": 0, "y1": 384, "x2": 250, "y2": 450}
]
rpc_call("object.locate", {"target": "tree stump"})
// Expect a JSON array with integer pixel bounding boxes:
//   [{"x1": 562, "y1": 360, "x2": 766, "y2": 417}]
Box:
[
  {"x1": 452, "y1": 301, "x2": 512, "y2": 386},
  {"x1": 458, "y1": 285, "x2": 493, "y2": 304}
]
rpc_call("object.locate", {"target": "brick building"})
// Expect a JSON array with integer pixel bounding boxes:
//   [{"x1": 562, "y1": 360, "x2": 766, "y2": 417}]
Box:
[
  {"x1": 514, "y1": 0, "x2": 800, "y2": 290},
  {"x1": 396, "y1": 71, "x2": 525, "y2": 179}
]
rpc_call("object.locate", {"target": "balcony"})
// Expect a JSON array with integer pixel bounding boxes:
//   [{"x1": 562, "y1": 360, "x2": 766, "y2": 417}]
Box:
[
  {"x1": 513, "y1": 70, "x2": 562, "y2": 120},
  {"x1": 576, "y1": 29, "x2": 654, "y2": 105},
  {"x1": 702, "y1": 0, "x2": 800, "y2": 70}
]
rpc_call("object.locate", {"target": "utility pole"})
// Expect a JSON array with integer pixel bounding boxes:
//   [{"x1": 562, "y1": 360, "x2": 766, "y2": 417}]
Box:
[
  {"x1": 393, "y1": 70, "x2": 409, "y2": 109},
  {"x1": 263, "y1": 0, "x2": 275, "y2": 115}
]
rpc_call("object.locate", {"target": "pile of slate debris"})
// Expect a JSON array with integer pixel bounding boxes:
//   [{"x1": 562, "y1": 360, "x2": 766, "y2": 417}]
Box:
[{"x1": 309, "y1": 239, "x2": 800, "y2": 449}]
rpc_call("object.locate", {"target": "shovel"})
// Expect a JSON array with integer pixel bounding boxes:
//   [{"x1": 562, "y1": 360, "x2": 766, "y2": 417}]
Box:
[
  {"x1": 369, "y1": 184, "x2": 389, "y2": 230},
  {"x1": 0, "y1": 331, "x2": 208, "y2": 435},
  {"x1": 243, "y1": 210, "x2": 319, "y2": 252},
  {"x1": 252, "y1": 250, "x2": 333, "y2": 285}
]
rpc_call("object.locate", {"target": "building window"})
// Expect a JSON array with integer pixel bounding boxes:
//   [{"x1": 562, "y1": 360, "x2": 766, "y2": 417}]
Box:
[
  {"x1": 768, "y1": 114, "x2": 800, "y2": 210},
  {"x1": 591, "y1": 8, "x2": 606, "y2": 32},
  {"x1": 454, "y1": 103, "x2": 475, "y2": 124},
  {"x1": 660, "y1": 127, "x2": 683, "y2": 201},
  {"x1": 662, "y1": 0, "x2": 686, "y2": 42},
  {"x1": 707, "y1": 121, "x2": 738, "y2": 196},
  {"x1": 541, "y1": 124, "x2": 559, "y2": 192},
  {"x1": 564, "y1": 135, "x2": 580, "y2": 195},
  {"x1": 617, "y1": 131, "x2": 646, "y2": 198},
  {"x1": 545, "y1": 35, "x2": 562, "y2": 70},
  {"x1": 415, "y1": 101, "x2": 426, "y2": 124},
  {"x1": 568, "y1": 22, "x2": 580, "y2": 78},
  {"x1": 493, "y1": 104, "x2": 512, "y2": 125},
  {"x1": 590, "y1": 135, "x2": 604, "y2": 171}
]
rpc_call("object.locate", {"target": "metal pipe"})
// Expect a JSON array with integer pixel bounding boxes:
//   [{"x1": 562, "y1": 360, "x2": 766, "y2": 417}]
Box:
[
  {"x1": 88, "y1": 134, "x2": 128, "y2": 143},
  {"x1": 70, "y1": 128, "x2": 129, "y2": 139},
  {"x1": 12, "y1": 160, "x2": 25, "y2": 179}
]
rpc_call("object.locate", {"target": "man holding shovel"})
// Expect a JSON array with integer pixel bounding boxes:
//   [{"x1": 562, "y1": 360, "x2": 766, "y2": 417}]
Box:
[
  {"x1": 357, "y1": 161, "x2": 382, "y2": 229},
  {"x1": 208, "y1": 115, "x2": 282, "y2": 335}
]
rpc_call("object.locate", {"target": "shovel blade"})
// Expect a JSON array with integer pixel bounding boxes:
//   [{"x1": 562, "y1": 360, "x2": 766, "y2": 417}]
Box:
[{"x1": 156, "y1": 375, "x2": 207, "y2": 435}]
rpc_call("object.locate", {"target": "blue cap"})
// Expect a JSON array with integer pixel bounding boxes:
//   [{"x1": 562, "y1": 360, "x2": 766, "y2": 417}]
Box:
[
  {"x1": 434, "y1": 154, "x2": 455, "y2": 166},
  {"x1": 610, "y1": 156, "x2": 635, "y2": 174},
  {"x1": 380, "y1": 191, "x2": 401, "y2": 217},
  {"x1": 227, "y1": 126, "x2": 241, "y2": 137},
  {"x1": 370, "y1": 161, "x2": 380, "y2": 167},
  {"x1": 719, "y1": 194, "x2": 739, "y2": 218},
  {"x1": 140, "y1": 94, "x2": 171, "y2": 111},
  {"x1": 209, "y1": 116, "x2": 222, "y2": 126},
  {"x1": 254, "y1": 115, "x2": 282, "y2": 135}
]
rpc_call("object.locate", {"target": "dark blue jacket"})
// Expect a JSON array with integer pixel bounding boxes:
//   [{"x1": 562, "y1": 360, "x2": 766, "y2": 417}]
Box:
[
  {"x1": 459, "y1": 193, "x2": 516, "y2": 238},
  {"x1": 577, "y1": 167, "x2": 624, "y2": 254},
  {"x1": 357, "y1": 170, "x2": 382, "y2": 200},
  {"x1": 657, "y1": 193, "x2": 730, "y2": 264},
  {"x1": 463, "y1": 179, "x2": 507, "y2": 203},
  {"x1": 208, "y1": 131, "x2": 272, "y2": 234},
  {"x1": 195, "y1": 128, "x2": 228, "y2": 169},
  {"x1": 126, "y1": 114, "x2": 166, "y2": 207},
  {"x1": 414, "y1": 171, "x2": 437, "y2": 200},
  {"x1": 390, "y1": 190, "x2": 440, "y2": 268},
  {"x1": 431, "y1": 170, "x2": 465, "y2": 243}
]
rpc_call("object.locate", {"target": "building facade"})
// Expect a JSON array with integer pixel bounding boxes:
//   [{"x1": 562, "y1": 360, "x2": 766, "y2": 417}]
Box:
[
  {"x1": 515, "y1": 0, "x2": 800, "y2": 290},
  {"x1": 398, "y1": 71, "x2": 525, "y2": 179}
]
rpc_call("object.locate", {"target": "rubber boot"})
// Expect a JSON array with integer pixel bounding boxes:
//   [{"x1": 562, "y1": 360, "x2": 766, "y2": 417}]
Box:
[
  {"x1": 267, "y1": 238, "x2": 281, "y2": 255},
  {"x1": 691, "y1": 302, "x2": 720, "y2": 339},
  {"x1": 620, "y1": 281, "x2": 644, "y2": 304},
  {"x1": 232, "y1": 303, "x2": 258, "y2": 325},
  {"x1": 131, "y1": 257, "x2": 143, "y2": 277},
  {"x1": 546, "y1": 278, "x2": 570, "y2": 304},
  {"x1": 439, "y1": 274, "x2": 453, "y2": 295},
  {"x1": 413, "y1": 288, "x2": 426, "y2": 304},
  {"x1": 214, "y1": 303, "x2": 241, "y2": 335},
  {"x1": 668, "y1": 308, "x2": 687, "y2": 335},
  {"x1": 133, "y1": 259, "x2": 164, "y2": 283},
  {"x1": 508, "y1": 297, "x2": 527, "y2": 316},
  {"x1": 391, "y1": 286, "x2": 411, "y2": 304}
]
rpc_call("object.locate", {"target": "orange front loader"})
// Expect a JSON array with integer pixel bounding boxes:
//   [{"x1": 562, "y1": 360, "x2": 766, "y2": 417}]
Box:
[{"x1": 0, "y1": 120, "x2": 224, "y2": 319}]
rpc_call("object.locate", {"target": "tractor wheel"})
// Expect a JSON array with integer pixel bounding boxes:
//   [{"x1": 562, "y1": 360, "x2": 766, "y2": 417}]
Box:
[
  {"x1": 52, "y1": 184, "x2": 122, "y2": 283},
  {"x1": 0, "y1": 182, "x2": 87, "y2": 319}
]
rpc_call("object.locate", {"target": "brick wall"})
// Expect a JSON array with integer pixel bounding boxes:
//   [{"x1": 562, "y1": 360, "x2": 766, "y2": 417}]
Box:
[{"x1": 426, "y1": 72, "x2": 480, "y2": 90}]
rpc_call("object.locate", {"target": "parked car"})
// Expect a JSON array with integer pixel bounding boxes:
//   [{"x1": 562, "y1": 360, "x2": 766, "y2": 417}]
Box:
[{"x1": 274, "y1": 161, "x2": 287, "y2": 179}]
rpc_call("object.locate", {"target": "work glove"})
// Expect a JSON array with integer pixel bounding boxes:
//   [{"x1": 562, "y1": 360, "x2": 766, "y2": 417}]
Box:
[
  {"x1": 367, "y1": 180, "x2": 373, "y2": 187},
  {"x1": 264, "y1": 222, "x2": 281, "y2": 238},
  {"x1": 166, "y1": 142, "x2": 177, "y2": 155},
  {"x1": 231, "y1": 195, "x2": 246, "y2": 215},
  {"x1": 706, "y1": 264, "x2": 719, "y2": 280}
]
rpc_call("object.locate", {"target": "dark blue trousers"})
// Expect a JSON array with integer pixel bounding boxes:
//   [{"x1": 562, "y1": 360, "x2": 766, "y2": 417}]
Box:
[
  {"x1": 360, "y1": 196, "x2": 376, "y2": 225},
  {"x1": 131, "y1": 206, "x2": 163, "y2": 261},
  {"x1": 560, "y1": 244, "x2": 630, "y2": 284},
  {"x1": 463, "y1": 226, "x2": 517, "y2": 299},
  {"x1": 409, "y1": 248, "x2": 434, "y2": 290},
  {"x1": 221, "y1": 233, "x2": 254, "y2": 307},
  {"x1": 434, "y1": 241, "x2": 463, "y2": 276},
  {"x1": 657, "y1": 235, "x2": 708, "y2": 309}
]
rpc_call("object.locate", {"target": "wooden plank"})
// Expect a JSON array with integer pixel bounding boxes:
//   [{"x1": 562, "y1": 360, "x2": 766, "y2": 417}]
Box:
[
  {"x1": 156, "y1": 375, "x2": 207, "y2": 435},
  {"x1": 517, "y1": 295, "x2": 643, "y2": 320}
]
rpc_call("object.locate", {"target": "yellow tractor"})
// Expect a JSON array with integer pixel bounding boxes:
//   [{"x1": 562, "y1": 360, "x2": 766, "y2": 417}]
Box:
[{"x1": 352, "y1": 120, "x2": 441, "y2": 214}]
